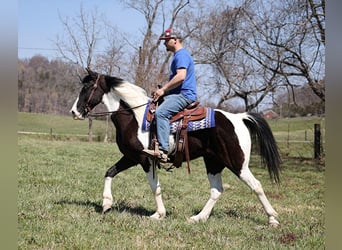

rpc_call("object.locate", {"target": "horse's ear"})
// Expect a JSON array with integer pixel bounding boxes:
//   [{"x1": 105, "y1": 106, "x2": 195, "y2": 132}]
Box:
[{"x1": 85, "y1": 67, "x2": 97, "y2": 79}]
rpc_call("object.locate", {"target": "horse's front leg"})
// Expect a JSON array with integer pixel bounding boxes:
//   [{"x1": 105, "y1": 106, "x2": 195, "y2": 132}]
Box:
[
  {"x1": 102, "y1": 175, "x2": 114, "y2": 213},
  {"x1": 189, "y1": 173, "x2": 223, "y2": 223},
  {"x1": 102, "y1": 156, "x2": 137, "y2": 213},
  {"x1": 145, "y1": 164, "x2": 166, "y2": 220}
]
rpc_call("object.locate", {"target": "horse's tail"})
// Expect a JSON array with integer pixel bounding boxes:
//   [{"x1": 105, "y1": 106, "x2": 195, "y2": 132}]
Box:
[{"x1": 243, "y1": 112, "x2": 281, "y2": 183}]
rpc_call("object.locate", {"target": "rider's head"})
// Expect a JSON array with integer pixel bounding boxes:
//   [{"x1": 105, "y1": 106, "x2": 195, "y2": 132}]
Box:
[{"x1": 159, "y1": 28, "x2": 183, "y2": 52}]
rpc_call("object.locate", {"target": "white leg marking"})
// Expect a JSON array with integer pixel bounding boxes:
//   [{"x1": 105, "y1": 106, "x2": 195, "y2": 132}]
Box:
[
  {"x1": 102, "y1": 177, "x2": 113, "y2": 213},
  {"x1": 146, "y1": 167, "x2": 166, "y2": 220},
  {"x1": 189, "y1": 173, "x2": 223, "y2": 223},
  {"x1": 240, "y1": 167, "x2": 280, "y2": 227}
]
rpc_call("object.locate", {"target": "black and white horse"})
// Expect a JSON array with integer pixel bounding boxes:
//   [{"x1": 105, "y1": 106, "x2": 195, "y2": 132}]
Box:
[{"x1": 70, "y1": 69, "x2": 281, "y2": 226}]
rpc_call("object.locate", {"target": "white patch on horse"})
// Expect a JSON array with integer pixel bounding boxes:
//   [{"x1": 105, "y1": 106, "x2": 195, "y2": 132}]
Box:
[
  {"x1": 70, "y1": 97, "x2": 83, "y2": 119},
  {"x1": 110, "y1": 82, "x2": 152, "y2": 149},
  {"x1": 102, "y1": 92, "x2": 120, "y2": 112},
  {"x1": 189, "y1": 173, "x2": 223, "y2": 223},
  {"x1": 215, "y1": 109, "x2": 252, "y2": 164},
  {"x1": 146, "y1": 168, "x2": 166, "y2": 220},
  {"x1": 102, "y1": 176, "x2": 113, "y2": 212}
]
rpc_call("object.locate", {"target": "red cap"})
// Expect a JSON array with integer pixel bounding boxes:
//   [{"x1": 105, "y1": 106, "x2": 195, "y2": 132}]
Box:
[{"x1": 159, "y1": 28, "x2": 182, "y2": 40}]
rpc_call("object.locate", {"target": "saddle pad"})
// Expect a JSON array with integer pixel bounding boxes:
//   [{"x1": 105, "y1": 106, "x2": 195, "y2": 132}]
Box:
[{"x1": 142, "y1": 103, "x2": 215, "y2": 133}]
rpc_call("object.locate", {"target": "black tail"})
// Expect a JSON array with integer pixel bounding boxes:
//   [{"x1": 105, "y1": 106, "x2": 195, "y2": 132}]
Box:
[{"x1": 243, "y1": 112, "x2": 281, "y2": 183}]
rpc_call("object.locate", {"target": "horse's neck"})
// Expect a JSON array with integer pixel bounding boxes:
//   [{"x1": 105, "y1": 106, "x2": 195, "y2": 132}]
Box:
[
  {"x1": 116, "y1": 83, "x2": 149, "y2": 124},
  {"x1": 102, "y1": 93, "x2": 120, "y2": 112},
  {"x1": 103, "y1": 86, "x2": 148, "y2": 127}
]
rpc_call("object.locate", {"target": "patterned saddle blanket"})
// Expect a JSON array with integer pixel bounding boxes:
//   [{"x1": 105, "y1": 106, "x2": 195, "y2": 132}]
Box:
[{"x1": 141, "y1": 101, "x2": 216, "y2": 133}]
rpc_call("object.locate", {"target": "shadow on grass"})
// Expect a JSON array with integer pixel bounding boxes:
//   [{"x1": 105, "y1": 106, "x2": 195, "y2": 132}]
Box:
[
  {"x1": 109, "y1": 200, "x2": 156, "y2": 217},
  {"x1": 191, "y1": 208, "x2": 264, "y2": 225},
  {"x1": 54, "y1": 199, "x2": 160, "y2": 217},
  {"x1": 55, "y1": 199, "x2": 103, "y2": 213},
  {"x1": 224, "y1": 209, "x2": 264, "y2": 225}
]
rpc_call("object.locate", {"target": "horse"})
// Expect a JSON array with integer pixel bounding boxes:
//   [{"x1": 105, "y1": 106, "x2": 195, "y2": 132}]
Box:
[{"x1": 70, "y1": 68, "x2": 281, "y2": 226}]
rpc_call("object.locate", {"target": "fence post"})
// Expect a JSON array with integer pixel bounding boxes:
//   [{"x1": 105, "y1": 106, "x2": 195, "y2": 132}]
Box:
[
  {"x1": 88, "y1": 117, "x2": 93, "y2": 142},
  {"x1": 314, "y1": 123, "x2": 321, "y2": 159}
]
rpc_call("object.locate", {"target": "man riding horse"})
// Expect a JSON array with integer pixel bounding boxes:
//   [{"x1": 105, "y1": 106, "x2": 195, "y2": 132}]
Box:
[{"x1": 142, "y1": 28, "x2": 197, "y2": 164}]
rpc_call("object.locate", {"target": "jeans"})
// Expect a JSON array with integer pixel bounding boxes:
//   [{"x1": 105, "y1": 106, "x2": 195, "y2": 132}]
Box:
[{"x1": 155, "y1": 94, "x2": 193, "y2": 152}]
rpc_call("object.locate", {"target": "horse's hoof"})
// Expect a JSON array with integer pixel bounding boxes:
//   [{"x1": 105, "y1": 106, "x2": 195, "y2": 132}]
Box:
[
  {"x1": 102, "y1": 205, "x2": 112, "y2": 214},
  {"x1": 150, "y1": 211, "x2": 165, "y2": 220},
  {"x1": 187, "y1": 217, "x2": 197, "y2": 224},
  {"x1": 269, "y1": 217, "x2": 280, "y2": 227},
  {"x1": 188, "y1": 214, "x2": 208, "y2": 223}
]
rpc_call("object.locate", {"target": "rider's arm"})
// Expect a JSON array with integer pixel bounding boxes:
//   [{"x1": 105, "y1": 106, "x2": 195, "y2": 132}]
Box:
[
  {"x1": 161, "y1": 68, "x2": 186, "y2": 92},
  {"x1": 153, "y1": 68, "x2": 186, "y2": 101}
]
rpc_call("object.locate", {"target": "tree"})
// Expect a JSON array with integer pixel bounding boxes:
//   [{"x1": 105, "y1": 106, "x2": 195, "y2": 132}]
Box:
[
  {"x1": 55, "y1": 4, "x2": 126, "y2": 78},
  {"x1": 18, "y1": 56, "x2": 80, "y2": 115},
  {"x1": 190, "y1": 2, "x2": 282, "y2": 112},
  {"x1": 191, "y1": 0, "x2": 325, "y2": 111},
  {"x1": 238, "y1": 0, "x2": 325, "y2": 104},
  {"x1": 55, "y1": 4, "x2": 99, "y2": 70},
  {"x1": 273, "y1": 83, "x2": 324, "y2": 117},
  {"x1": 115, "y1": 0, "x2": 189, "y2": 95}
]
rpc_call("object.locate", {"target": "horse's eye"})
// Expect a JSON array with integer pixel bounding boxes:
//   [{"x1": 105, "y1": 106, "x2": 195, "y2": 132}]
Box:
[{"x1": 84, "y1": 83, "x2": 93, "y2": 89}]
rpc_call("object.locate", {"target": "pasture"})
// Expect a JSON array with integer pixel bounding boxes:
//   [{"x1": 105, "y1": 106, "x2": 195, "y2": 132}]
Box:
[{"x1": 18, "y1": 112, "x2": 325, "y2": 249}]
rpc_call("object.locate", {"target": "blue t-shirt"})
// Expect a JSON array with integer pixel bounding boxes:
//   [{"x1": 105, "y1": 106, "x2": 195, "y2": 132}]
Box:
[{"x1": 169, "y1": 48, "x2": 197, "y2": 101}]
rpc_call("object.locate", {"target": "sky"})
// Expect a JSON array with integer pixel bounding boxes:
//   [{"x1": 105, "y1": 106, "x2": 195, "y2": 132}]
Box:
[{"x1": 18, "y1": 0, "x2": 145, "y2": 60}]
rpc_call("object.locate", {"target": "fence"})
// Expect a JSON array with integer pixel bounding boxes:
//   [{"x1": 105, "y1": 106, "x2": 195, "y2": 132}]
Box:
[
  {"x1": 268, "y1": 119, "x2": 325, "y2": 160},
  {"x1": 18, "y1": 126, "x2": 324, "y2": 162},
  {"x1": 17, "y1": 130, "x2": 104, "y2": 142}
]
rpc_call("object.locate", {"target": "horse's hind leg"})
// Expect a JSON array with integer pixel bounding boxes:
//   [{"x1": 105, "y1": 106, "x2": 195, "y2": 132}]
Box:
[
  {"x1": 239, "y1": 167, "x2": 280, "y2": 227},
  {"x1": 189, "y1": 173, "x2": 223, "y2": 223}
]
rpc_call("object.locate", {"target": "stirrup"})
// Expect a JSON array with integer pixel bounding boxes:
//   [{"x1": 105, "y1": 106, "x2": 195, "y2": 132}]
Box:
[{"x1": 142, "y1": 149, "x2": 169, "y2": 162}]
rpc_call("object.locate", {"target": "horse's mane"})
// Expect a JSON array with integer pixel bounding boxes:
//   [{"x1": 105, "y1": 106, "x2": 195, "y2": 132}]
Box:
[
  {"x1": 110, "y1": 80, "x2": 149, "y2": 105},
  {"x1": 106, "y1": 75, "x2": 150, "y2": 124}
]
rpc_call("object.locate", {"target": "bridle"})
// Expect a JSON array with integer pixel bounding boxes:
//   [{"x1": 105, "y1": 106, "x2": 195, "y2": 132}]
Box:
[
  {"x1": 84, "y1": 73, "x2": 149, "y2": 117},
  {"x1": 85, "y1": 74, "x2": 101, "y2": 113}
]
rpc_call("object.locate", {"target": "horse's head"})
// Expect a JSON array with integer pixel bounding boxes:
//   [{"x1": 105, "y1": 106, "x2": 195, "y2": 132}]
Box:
[{"x1": 70, "y1": 68, "x2": 109, "y2": 120}]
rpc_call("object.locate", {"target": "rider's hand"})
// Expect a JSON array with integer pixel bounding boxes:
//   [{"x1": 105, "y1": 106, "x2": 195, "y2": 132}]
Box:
[{"x1": 153, "y1": 88, "x2": 165, "y2": 102}]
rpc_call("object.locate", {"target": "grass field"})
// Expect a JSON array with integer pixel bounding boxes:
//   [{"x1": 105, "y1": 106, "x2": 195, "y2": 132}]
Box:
[
  {"x1": 18, "y1": 112, "x2": 116, "y2": 142},
  {"x1": 18, "y1": 112, "x2": 325, "y2": 249}
]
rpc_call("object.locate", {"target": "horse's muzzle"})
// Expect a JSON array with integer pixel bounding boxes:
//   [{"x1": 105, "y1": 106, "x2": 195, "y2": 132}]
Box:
[{"x1": 71, "y1": 110, "x2": 84, "y2": 120}]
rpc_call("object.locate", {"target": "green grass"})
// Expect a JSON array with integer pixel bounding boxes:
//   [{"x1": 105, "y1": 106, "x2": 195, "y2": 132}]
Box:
[
  {"x1": 18, "y1": 112, "x2": 115, "y2": 142},
  {"x1": 18, "y1": 134, "x2": 325, "y2": 249},
  {"x1": 18, "y1": 112, "x2": 325, "y2": 249},
  {"x1": 268, "y1": 116, "x2": 326, "y2": 159}
]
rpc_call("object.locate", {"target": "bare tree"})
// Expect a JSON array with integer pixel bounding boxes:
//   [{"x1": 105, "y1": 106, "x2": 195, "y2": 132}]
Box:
[
  {"x1": 190, "y1": 0, "x2": 324, "y2": 111},
  {"x1": 55, "y1": 4, "x2": 101, "y2": 75},
  {"x1": 94, "y1": 23, "x2": 126, "y2": 76},
  {"x1": 239, "y1": 0, "x2": 325, "y2": 103},
  {"x1": 54, "y1": 4, "x2": 126, "y2": 76},
  {"x1": 18, "y1": 56, "x2": 81, "y2": 115},
  {"x1": 119, "y1": 0, "x2": 193, "y2": 95},
  {"x1": 54, "y1": 4, "x2": 127, "y2": 140},
  {"x1": 190, "y1": 3, "x2": 281, "y2": 111}
]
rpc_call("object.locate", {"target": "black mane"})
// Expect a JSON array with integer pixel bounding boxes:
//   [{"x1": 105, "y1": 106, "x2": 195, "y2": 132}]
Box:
[
  {"x1": 104, "y1": 75, "x2": 125, "y2": 88},
  {"x1": 82, "y1": 71, "x2": 125, "y2": 92}
]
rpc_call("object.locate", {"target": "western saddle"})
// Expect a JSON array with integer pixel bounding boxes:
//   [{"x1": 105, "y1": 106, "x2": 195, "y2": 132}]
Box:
[{"x1": 146, "y1": 100, "x2": 207, "y2": 173}]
